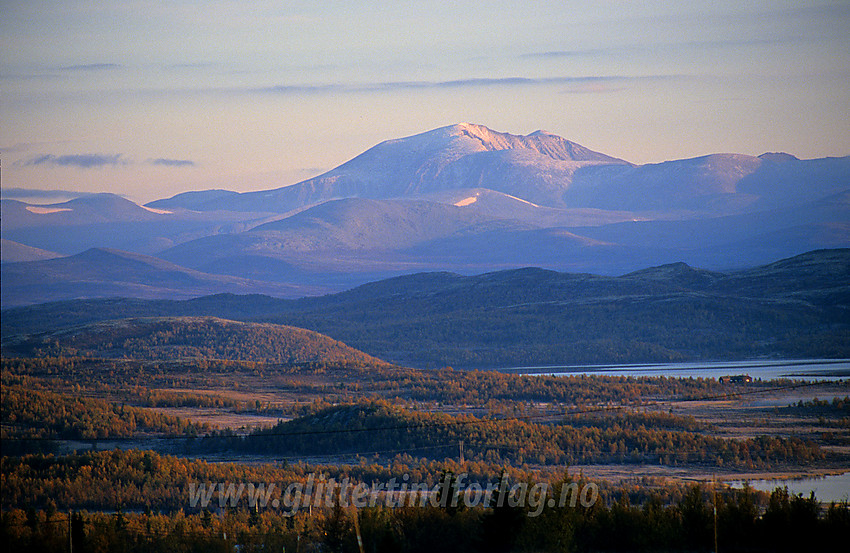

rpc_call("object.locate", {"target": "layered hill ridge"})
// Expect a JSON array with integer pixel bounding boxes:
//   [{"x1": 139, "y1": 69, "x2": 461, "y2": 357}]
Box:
[
  {"x1": 2, "y1": 249, "x2": 847, "y2": 367},
  {"x1": 0, "y1": 247, "x2": 326, "y2": 306},
  {"x1": 567, "y1": 152, "x2": 850, "y2": 213},
  {"x1": 2, "y1": 123, "x2": 848, "y2": 305},
  {"x1": 0, "y1": 239, "x2": 63, "y2": 263},
  {"x1": 0, "y1": 192, "x2": 278, "y2": 256},
  {"x1": 1, "y1": 193, "x2": 166, "y2": 230}
]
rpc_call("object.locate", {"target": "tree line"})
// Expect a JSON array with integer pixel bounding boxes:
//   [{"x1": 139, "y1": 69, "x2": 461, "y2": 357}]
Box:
[
  {"x1": 2, "y1": 480, "x2": 847, "y2": 552},
  {"x1": 1, "y1": 386, "x2": 208, "y2": 454}
]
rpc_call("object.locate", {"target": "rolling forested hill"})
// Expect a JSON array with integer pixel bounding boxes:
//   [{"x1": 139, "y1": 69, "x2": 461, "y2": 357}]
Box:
[
  {"x1": 2, "y1": 249, "x2": 848, "y2": 368},
  {"x1": 2, "y1": 316, "x2": 386, "y2": 365}
]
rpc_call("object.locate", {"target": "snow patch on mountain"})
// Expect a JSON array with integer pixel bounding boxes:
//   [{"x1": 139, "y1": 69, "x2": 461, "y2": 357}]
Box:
[
  {"x1": 26, "y1": 206, "x2": 73, "y2": 214},
  {"x1": 454, "y1": 195, "x2": 479, "y2": 207},
  {"x1": 500, "y1": 192, "x2": 540, "y2": 208},
  {"x1": 140, "y1": 205, "x2": 172, "y2": 214}
]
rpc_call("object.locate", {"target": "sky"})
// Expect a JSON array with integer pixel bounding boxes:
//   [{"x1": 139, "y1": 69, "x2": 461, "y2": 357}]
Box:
[{"x1": 2, "y1": 0, "x2": 849, "y2": 204}]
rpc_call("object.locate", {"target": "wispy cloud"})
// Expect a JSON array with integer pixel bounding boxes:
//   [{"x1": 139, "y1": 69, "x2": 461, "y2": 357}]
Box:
[
  {"x1": 257, "y1": 74, "x2": 677, "y2": 95},
  {"x1": 0, "y1": 62, "x2": 123, "y2": 82},
  {"x1": 149, "y1": 158, "x2": 195, "y2": 167},
  {"x1": 21, "y1": 153, "x2": 128, "y2": 169},
  {"x1": 167, "y1": 62, "x2": 217, "y2": 69},
  {"x1": 56, "y1": 63, "x2": 122, "y2": 72},
  {"x1": 521, "y1": 49, "x2": 610, "y2": 59},
  {"x1": 258, "y1": 83, "x2": 345, "y2": 94},
  {"x1": 521, "y1": 37, "x2": 804, "y2": 61},
  {"x1": 15, "y1": 153, "x2": 198, "y2": 170}
]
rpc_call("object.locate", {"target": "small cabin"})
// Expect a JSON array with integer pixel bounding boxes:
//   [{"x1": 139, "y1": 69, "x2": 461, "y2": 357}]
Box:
[{"x1": 719, "y1": 374, "x2": 752, "y2": 384}]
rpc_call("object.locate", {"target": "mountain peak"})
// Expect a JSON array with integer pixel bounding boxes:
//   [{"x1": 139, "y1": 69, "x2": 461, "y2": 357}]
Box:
[
  {"x1": 454, "y1": 122, "x2": 489, "y2": 134},
  {"x1": 435, "y1": 123, "x2": 625, "y2": 164},
  {"x1": 623, "y1": 262, "x2": 722, "y2": 288},
  {"x1": 758, "y1": 152, "x2": 799, "y2": 163},
  {"x1": 192, "y1": 122, "x2": 634, "y2": 212}
]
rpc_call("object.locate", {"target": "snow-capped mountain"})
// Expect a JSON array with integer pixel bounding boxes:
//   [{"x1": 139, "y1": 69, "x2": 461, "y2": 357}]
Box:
[
  {"x1": 150, "y1": 123, "x2": 850, "y2": 217},
  {"x1": 3, "y1": 123, "x2": 848, "y2": 305},
  {"x1": 565, "y1": 152, "x2": 850, "y2": 213},
  {"x1": 1, "y1": 193, "x2": 277, "y2": 255},
  {"x1": 157, "y1": 123, "x2": 630, "y2": 212}
]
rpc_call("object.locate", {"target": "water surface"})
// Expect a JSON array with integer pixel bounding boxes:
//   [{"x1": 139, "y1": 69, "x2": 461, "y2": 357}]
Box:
[
  {"x1": 727, "y1": 472, "x2": 850, "y2": 504},
  {"x1": 500, "y1": 359, "x2": 850, "y2": 381}
]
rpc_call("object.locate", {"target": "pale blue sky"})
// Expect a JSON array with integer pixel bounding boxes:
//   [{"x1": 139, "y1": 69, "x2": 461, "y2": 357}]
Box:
[{"x1": 2, "y1": 1, "x2": 848, "y2": 203}]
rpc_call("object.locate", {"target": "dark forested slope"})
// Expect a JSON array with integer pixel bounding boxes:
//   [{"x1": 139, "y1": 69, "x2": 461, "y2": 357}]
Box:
[
  {"x1": 3, "y1": 249, "x2": 848, "y2": 367},
  {"x1": 3, "y1": 316, "x2": 386, "y2": 365}
]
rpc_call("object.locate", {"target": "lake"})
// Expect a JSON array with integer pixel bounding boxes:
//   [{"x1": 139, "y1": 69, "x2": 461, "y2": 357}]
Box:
[
  {"x1": 499, "y1": 359, "x2": 850, "y2": 381},
  {"x1": 727, "y1": 472, "x2": 850, "y2": 504}
]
